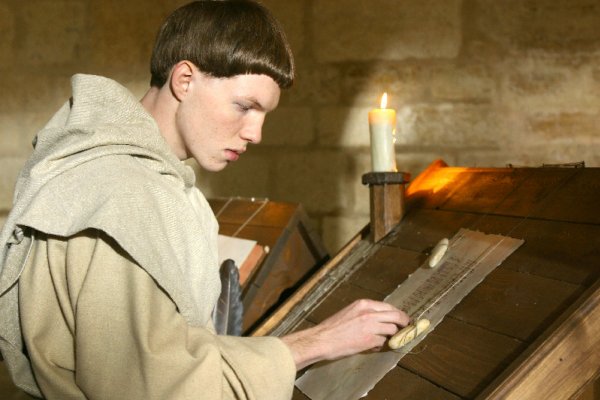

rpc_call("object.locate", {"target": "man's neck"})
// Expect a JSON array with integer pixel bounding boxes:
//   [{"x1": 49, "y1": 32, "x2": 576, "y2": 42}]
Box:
[{"x1": 140, "y1": 86, "x2": 187, "y2": 160}]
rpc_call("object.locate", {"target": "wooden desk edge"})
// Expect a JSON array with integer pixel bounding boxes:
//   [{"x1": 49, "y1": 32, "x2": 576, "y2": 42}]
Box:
[
  {"x1": 251, "y1": 226, "x2": 367, "y2": 337},
  {"x1": 479, "y1": 280, "x2": 600, "y2": 400}
]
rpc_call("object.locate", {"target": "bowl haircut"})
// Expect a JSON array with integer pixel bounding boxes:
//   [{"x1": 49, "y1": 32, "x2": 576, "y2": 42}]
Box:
[{"x1": 150, "y1": 0, "x2": 295, "y2": 89}]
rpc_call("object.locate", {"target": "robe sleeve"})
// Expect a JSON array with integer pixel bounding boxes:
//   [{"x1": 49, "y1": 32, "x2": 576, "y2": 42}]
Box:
[{"x1": 18, "y1": 230, "x2": 296, "y2": 400}]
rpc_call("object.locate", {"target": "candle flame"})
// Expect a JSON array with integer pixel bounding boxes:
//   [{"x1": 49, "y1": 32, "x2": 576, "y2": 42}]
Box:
[{"x1": 380, "y1": 92, "x2": 388, "y2": 109}]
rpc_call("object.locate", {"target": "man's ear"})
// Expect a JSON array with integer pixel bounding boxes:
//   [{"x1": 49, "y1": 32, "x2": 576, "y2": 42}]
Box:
[{"x1": 169, "y1": 60, "x2": 195, "y2": 102}]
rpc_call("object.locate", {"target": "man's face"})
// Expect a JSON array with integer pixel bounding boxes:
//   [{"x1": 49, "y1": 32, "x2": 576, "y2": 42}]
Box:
[{"x1": 175, "y1": 70, "x2": 281, "y2": 171}]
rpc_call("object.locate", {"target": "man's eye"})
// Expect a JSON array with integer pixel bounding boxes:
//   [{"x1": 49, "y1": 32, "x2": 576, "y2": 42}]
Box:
[{"x1": 237, "y1": 103, "x2": 251, "y2": 112}]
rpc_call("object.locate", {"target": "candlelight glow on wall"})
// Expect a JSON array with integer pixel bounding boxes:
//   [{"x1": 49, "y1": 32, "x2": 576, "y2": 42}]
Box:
[{"x1": 368, "y1": 92, "x2": 397, "y2": 172}]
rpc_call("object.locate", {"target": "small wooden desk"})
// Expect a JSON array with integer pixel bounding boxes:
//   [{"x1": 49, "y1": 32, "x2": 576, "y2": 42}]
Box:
[{"x1": 209, "y1": 198, "x2": 329, "y2": 333}]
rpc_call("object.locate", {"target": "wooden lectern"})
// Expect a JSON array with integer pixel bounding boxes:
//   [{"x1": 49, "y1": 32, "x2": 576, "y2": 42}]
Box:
[
  {"x1": 256, "y1": 160, "x2": 600, "y2": 400},
  {"x1": 209, "y1": 198, "x2": 329, "y2": 333}
]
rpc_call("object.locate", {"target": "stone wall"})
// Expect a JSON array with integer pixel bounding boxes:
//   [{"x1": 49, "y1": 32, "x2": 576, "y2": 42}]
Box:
[{"x1": 1, "y1": 0, "x2": 599, "y2": 253}]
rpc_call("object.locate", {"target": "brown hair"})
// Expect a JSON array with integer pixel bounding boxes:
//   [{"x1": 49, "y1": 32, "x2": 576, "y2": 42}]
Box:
[{"x1": 149, "y1": 0, "x2": 295, "y2": 89}]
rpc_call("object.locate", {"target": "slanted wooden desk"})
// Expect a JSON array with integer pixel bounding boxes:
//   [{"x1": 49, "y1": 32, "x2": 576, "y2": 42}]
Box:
[
  {"x1": 257, "y1": 162, "x2": 600, "y2": 399},
  {"x1": 209, "y1": 198, "x2": 328, "y2": 333}
]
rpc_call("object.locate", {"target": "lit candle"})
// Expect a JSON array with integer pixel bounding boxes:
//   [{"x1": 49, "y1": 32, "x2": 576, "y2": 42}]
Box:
[{"x1": 368, "y1": 93, "x2": 397, "y2": 172}]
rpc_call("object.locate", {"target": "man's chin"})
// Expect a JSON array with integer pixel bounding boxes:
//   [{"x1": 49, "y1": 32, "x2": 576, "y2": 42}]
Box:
[{"x1": 198, "y1": 160, "x2": 228, "y2": 173}]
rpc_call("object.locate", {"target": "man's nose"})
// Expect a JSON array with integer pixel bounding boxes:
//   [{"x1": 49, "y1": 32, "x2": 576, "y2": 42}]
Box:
[{"x1": 241, "y1": 116, "x2": 265, "y2": 144}]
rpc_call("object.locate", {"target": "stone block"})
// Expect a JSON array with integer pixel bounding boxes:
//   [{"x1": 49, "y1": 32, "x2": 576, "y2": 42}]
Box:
[
  {"x1": 592, "y1": 65, "x2": 600, "y2": 84},
  {"x1": 505, "y1": 64, "x2": 566, "y2": 96},
  {"x1": 528, "y1": 112, "x2": 600, "y2": 142},
  {"x1": 0, "y1": 3, "x2": 15, "y2": 68},
  {"x1": 340, "y1": 64, "x2": 428, "y2": 107},
  {"x1": 270, "y1": 151, "x2": 353, "y2": 214},
  {"x1": 500, "y1": 56, "x2": 600, "y2": 113},
  {"x1": 88, "y1": 0, "x2": 185, "y2": 75},
  {"x1": 352, "y1": 153, "x2": 373, "y2": 214},
  {"x1": 193, "y1": 153, "x2": 271, "y2": 199},
  {"x1": 261, "y1": 0, "x2": 305, "y2": 56},
  {"x1": 262, "y1": 107, "x2": 315, "y2": 146},
  {"x1": 322, "y1": 215, "x2": 370, "y2": 255},
  {"x1": 19, "y1": 1, "x2": 87, "y2": 66},
  {"x1": 474, "y1": 0, "x2": 600, "y2": 52},
  {"x1": 537, "y1": 143, "x2": 600, "y2": 167},
  {"x1": 0, "y1": 73, "x2": 71, "y2": 113},
  {"x1": 312, "y1": 0, "x2": 462, "y2": 62},
  {"x1": 456, "y1": 143, "x2": 600, "y2": 168},
  {"x1": 317, "y1": 107, "x2": 371, "y2": 147},
  {"x1": 455, "y1": 149, "x2": 525, "y2": 168},
  {"x1": 0, "y1": 157, "x2": 26, "y2": 212},
  {"x1": 429, "y1": 64, "x2": 494, "y2": 102},
  {"x1": 398, "y1": 104, "x2": 499, "y2": 148},
  {"x1": 0, "y1": 112, "x2": 54, "y2": 157},
  {"x1": 282, "y1": 63, "x2": 342, "y2": 106}
]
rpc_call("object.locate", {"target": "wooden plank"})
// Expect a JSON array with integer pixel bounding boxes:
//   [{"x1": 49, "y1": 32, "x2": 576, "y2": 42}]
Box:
[
  {"x1": 407, "y1": 167, "x2": 600, "y2": 224},
  {"x1": 494, "y1": 168, "x2": 579, "y2": 218},
  {"x1": 365, "y1": 366, "x2": 463, "y2": 400},
  {"x1": 414, "y1": 214, "x2": 600, "y2": 285},
  {"x1": 211, "y1": 199, "x2": 329, "y2": 333},
  {"x1": 479, "y1": 282, "x2": 600, "y2": 400},
  {"x1": 210, "y1": 200, "x2": 326, "y2": 257},
  {"x1": 450, "y1": 268, "x2": 582, "y2": 341},
  {"x1": 209, "y1": 198, "x2": 299, "y2": 228},
  {"x1": 407, "y1": 169, "x2": 467, "y2": 210},
  {"x1": 399, "y1": 317, "x2": 524, "y2": 398},
  {"x1": 439, "y1": 169, "x2": 533, "y2": 215},
  {"x1": 406, "y1": 160, "x2": 471, "y2": 211},
  {"x1": 252, "y1": 230, "x2": 364, "y2": 336},
  {"x1": 243, "y1": 227, "x2": 322, "y2": 330},
  {"x1": 386, "y1": 208, "x2": 479, "y2": 253},
  {"x1": 576, "y1": 377, "x2": 600, "y2": 400},
  {"x1": 350, "y1": 246, "x2": 425, "y2": 295},
  {"x1": 210, "y1": 198, "x2": 267, "y2": 224},
  {"x1": 306, "y1": 281, "x2": 385, "y2": 325},
  {"x1": 502, "y1": 219, "x2": 600, "y2": 285},
  {"x1": 533, "y1": 169, "x2": 600, "y2": 225},
  {"x1": 351, "y1": 210, "x2": 600, "y2": 293},
  {"x1": 249, "y1": 202, "x2": 303, "y2": 227},
  {"x1": 386, "y1": 211, "x2": 599, "y2": 287},
  {"x1": 207, "y1": 198, "x2": 228, "y2": 215},
  {"x1": 405, "y1": 159, "x2": 447, "y2": 211}
]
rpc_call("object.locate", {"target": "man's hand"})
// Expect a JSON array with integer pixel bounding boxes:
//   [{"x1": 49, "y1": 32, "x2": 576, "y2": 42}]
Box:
[{"x1": 281, "y1": 299, "x2": 409, "y2": 370}]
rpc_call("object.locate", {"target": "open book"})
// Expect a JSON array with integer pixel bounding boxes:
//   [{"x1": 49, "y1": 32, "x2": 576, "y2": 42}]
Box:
[{"x1": 217, "y1": 235, "x2": 266, "y2": 285}]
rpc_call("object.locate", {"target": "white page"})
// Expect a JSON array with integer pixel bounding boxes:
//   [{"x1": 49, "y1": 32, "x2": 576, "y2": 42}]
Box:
[{"x1": 217, "y1": 234, "x2": 258, "y2": 269}]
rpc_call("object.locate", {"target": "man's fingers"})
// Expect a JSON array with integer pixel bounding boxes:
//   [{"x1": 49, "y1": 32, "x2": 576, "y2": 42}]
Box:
[
  {"x1": 349, "y1": 299, "x2": 410, "y2": 326},
  {"x1": 354, "y1": 299, "x2": 397, "y2": 313},
  {"x1": 370, "y1": 309, "x2": 411, "y2": 328},
  {"x1": 377, "y1": 322, "x2": 402, "y2": 337}
]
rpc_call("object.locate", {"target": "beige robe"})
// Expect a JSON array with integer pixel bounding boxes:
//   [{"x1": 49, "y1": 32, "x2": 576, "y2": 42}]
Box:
[
  {"x1": 0, "y1": 75, "x2": 295, "y2": 398},
  {"x1": 19, "y1": 229, "x2": 295, "y2": 399}
]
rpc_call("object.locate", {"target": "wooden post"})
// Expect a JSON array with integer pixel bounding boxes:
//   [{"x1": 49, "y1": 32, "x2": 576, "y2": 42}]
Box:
[{"x1": 362, "y1": 172, "x2": 410, "y2": 243}]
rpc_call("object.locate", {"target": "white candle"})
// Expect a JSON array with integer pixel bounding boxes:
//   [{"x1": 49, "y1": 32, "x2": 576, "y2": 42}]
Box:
[{"x1": 368, "y1": 93, "x2": 397, "y2": 172}]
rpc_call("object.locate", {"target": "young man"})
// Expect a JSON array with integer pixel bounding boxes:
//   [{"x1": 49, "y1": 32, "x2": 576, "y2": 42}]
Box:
[{"x1": 0, "y1": 1, "x2": 409, "y2": 398}]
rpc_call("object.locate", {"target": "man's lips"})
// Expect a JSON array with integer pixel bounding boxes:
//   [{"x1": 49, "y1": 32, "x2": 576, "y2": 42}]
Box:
[{"x1": 225, "y1": 148, "x2": 245, "y2": 161}]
